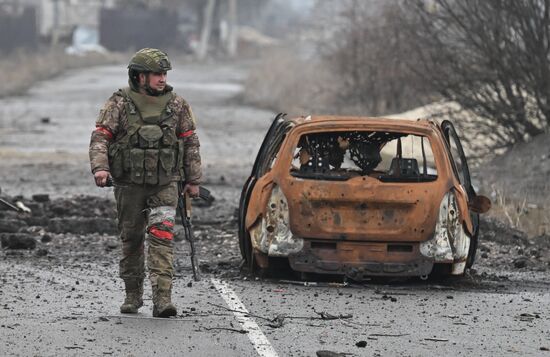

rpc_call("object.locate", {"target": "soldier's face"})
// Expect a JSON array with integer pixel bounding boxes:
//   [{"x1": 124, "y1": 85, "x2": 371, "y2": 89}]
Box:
[{"x1": 139, "y1": 72, "x2": 167, "y2": 92}]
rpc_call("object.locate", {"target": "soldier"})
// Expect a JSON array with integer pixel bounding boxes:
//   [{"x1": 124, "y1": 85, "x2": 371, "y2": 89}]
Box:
[{"x1": 89, "y1": 48, "x2": 202, "y2": 318}]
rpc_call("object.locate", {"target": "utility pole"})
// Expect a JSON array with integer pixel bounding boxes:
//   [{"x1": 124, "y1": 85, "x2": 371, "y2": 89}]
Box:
[
  {"x1": 198, "y1": 0, "x2": 216, "y2": 60},
  {"x1": 51, "y1": 0, "x2": 60, "y2": 45},
  {"x1": 227, "y1": 0, "x2": 237, "y2": 57}
]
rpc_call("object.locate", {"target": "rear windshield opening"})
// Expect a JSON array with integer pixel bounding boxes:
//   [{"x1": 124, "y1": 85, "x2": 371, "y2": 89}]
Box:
[{"x1": 290, "y1": 131, "x2": 438, "y2": 182}]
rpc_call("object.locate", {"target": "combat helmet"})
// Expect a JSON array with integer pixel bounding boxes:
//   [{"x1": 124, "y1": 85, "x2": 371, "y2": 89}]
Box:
[
  {"x1": 128, "y1": 48, "x2": 172, "y2": 95},
  {"x1": 128, "y1": 48, "x2": 172, "y2": 73}
]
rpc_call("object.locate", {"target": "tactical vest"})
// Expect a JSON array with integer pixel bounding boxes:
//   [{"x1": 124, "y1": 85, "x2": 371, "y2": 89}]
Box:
[{"x1": 108, "y1": 88, "x2": 184, "y2": 186}]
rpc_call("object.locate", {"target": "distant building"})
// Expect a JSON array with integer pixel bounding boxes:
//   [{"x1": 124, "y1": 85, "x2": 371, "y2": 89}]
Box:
[{"x1": 1, "y1": 0, "x2": 116, "y2": 39}]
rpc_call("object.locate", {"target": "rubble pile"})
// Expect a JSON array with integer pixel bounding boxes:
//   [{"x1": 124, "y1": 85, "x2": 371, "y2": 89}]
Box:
[
  {"x1": 0, "y1": 194, "x2": 117, "y2": 255},
  {"x1": 1, "y1": 192, "x2": 548, "y2": 274},
  {"x1": 0, "y1": 194, "x2": 118, "y2": 260},
  {"x1": 477, "y1": 216, "x2": 550, "y2": 272},
  {"x1": 0, "y1": 191, "x2": 243, "y2": 276}
]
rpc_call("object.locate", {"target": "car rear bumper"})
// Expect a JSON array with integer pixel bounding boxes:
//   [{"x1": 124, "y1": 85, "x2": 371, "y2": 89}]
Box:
[{"x1": 285, "y1": 240, "x2": 435, "y2": 279}]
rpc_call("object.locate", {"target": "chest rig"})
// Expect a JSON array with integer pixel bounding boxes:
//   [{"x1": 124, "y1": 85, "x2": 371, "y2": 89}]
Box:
[{"x1": 108, "y1": 88, "x2": 183, "y2": 185}]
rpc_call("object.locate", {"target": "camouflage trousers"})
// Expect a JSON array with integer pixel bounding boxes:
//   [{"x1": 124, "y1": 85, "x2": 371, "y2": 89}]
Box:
[{"x1": 114, "y1": 182, "x2": 178, "y2": 289}]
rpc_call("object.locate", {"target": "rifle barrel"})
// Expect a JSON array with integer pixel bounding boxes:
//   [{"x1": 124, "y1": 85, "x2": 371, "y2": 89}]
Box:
[{"x1": 0, "y1": 198, "x2": 20, "y2": 212}]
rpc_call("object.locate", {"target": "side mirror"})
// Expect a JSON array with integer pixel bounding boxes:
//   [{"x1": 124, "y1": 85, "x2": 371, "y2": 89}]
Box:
[{"x1": 469, "y1": 195, "x2": 491, "y2": 214}]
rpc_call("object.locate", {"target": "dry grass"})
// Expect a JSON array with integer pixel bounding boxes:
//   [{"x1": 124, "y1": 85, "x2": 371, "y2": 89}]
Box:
[
  {"x1": 0, "y1": 47, "x2": 126, "y2": 98},
  {"x1": 241, "y1": 46, "x2": 337, "y2": 117},
  {"x1": 486, "y1": 184, "x2": 549, "y2": 238}
]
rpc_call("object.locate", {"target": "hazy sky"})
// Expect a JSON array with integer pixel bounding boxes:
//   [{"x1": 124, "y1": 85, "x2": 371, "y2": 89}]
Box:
[{"x1": 286, "y1": 0, "x2": 315, "y2": 12}]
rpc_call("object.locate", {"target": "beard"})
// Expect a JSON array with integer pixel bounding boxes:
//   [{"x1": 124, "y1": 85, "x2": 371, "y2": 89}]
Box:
[{"x1": 144, "y1": 83, "x2": 164, "y2": 96}]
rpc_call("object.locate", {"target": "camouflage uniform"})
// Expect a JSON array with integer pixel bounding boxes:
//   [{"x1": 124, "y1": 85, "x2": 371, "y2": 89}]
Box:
[{"x1": 89, "y1": 49, "x2": 201, "y2": 317}]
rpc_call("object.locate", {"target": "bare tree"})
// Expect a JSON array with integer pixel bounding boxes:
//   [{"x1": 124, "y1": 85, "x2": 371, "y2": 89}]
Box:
[
  {"x1": 316, "y1": 0, "x2": 430, "y2": 116},
  {"x1": 408, "y1": 0, "x2": 550, "y2": 150}
]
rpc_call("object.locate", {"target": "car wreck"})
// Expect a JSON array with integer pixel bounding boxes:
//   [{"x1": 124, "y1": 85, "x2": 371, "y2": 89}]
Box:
[{"x1": 239, "y1": 114, "x2": 491, "y2": 280}]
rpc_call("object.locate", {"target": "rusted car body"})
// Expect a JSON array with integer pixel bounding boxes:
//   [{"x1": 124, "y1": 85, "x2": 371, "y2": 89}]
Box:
[{"x1": 239, "y1": 115, "x2": 491, "y2": 280}]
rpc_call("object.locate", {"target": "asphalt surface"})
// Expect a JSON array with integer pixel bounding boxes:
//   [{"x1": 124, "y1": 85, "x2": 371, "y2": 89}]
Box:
[{"x1": 0, "y1": 62, "x2": 549, "y2": 357}]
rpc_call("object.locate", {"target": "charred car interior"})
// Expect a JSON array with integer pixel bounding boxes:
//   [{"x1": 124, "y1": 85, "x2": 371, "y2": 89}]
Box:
[
  {"x1": 239, "y1": 115, "x2": 491, "y2": 281},
  {"x1": 291, "y1": 131, "x2": 438, "y2": 183}
]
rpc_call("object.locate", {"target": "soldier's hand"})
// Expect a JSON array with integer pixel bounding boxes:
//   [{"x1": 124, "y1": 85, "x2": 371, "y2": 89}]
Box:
[
  {"x1": 184, "y1": 183, "x2": 200, "y2": 198},
  {"x1": 94, "y1": 170, "x2": 111, "y2": 187}
]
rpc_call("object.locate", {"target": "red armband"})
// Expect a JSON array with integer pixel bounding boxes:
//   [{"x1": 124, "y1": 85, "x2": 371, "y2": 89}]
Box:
[
  {"x1": 178, "y1": 130, "x2": 194, "y2": 138},
  {"x1": 95, "y1": 126, "x2": 113, "y2": 140}
]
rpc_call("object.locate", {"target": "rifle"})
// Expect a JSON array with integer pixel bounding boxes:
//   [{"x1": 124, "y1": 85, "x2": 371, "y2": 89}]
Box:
[
  {"x1": 0, "y1": 197, "x2": 31, "y2": 213},
  {"x1": 0, "y1": 197, "x2": 20, "y2": 212},
  {"x1": 177, "y1": 182, "x2": 212, "y2": 282}
]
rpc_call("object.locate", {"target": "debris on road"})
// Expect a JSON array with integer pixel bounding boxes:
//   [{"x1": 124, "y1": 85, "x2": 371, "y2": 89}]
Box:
[
  {"x1": 424, "y1": 338, "x2": 449, "y2": 342},
  {"x1": 0, "y1": 219, "x2": 27, "y2": 233},
  {"x1": 316, "y1": 351, "x2": 350, "y2": 357},
  {"x1": 517, "y1": 312, "x2": 541, "y2": 322},
  {"x1": 381, "y1": 294, "x2": 398, "y2": 302},
  {"x1": 1, "y1": 233, "x2": 36, "y2": 250},
  {"x1": 201, "y1": 326, "x2": 248, "y2": 334},
  {"x1": 208, "y1": 302, "x2": 353, "y2": 329},
  {"x1": 513, "y1": 257, "x2": 529, "y2": 269},
  {"x1": 370, "y1": 333, "x2": 409, "y2": 338},
  {"x1": 32, "y1": 194, "x2": 50, "y2": 202},
  {"x1": 267, "y1": 314, "x2": 286, "y2": 328},
  {"x1": 315, "y1": 311, "x2": 353, "y2": 321},
  {"x1": 279, "y1": 279, "x2": 348, "y2": 288},
  {"x1": 64, "y1": 345, "x2": 85, "y2": 350}
]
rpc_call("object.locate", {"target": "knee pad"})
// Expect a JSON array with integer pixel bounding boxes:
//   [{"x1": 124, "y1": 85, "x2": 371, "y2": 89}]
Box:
[{"x1": 147, "y1": 206, "x2": 176, "y2": 241}]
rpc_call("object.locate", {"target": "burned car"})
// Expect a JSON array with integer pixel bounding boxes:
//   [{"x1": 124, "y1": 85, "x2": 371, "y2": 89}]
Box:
[{"x1": 238, "y1": 115, "x2": 491, "y2": 280}]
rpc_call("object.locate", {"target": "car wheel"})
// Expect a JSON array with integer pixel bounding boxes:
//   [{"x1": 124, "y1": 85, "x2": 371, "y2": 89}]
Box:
[
  {"x1": 240, "y1": 229, "x2": 262, "y2": 276},
  {"x1": 244, "y1": 233, "x2": 256, "y2": 272}
]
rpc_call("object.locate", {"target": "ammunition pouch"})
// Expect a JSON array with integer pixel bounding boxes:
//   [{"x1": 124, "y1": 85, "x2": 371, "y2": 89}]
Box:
[
  {"x1": 107, "y1": 145, "x2": 121, "y2": 179},
  {"x1": 108, "y1": 88, "x2": 183, "y2": 185},
  {"x1": 138, "y1": 125, "x2": 164, "y2": 149}
]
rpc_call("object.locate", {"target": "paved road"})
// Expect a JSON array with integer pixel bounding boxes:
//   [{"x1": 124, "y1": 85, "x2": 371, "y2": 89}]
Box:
[
  {"x1": 2, "y1": 256, "x2": 549, "y2": 357},
  {"x1": 0, "y1": 61, "x2": 272, "y2": 198},
  {"x1": 0, "y1": 62, "x2": 549, "y2": 357}
]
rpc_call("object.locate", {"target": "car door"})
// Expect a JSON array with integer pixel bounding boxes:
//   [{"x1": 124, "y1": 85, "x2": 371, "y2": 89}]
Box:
[
  {"x1": 440, "y1": 120, "x2": 479, "y2": 267},
  {"x1": 238, "y1": 113, "x2": 292, "y2": 265}
]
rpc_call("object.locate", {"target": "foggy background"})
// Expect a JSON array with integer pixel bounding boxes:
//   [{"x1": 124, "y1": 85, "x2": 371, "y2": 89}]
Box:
[
  {"x1": 0, "y1": 0, "x2": 549, "y2": 236},
  {"x1": 0, "y1": 3, "x2": 549, "y2": 356},
  {"x1": 0, "y1": 0, "x2": 313, "y2": 54}
]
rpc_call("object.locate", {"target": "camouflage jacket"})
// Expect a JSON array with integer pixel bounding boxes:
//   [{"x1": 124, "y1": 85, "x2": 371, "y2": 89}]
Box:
[{"x1": 89, "y1": 88, "x2": 202, "y2": 185}]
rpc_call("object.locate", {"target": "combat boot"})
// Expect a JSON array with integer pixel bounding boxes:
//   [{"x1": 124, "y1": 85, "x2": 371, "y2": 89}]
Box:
[
  {"x1": 152, "y1": 278, "x2": 177, "y2": 318},
  {"x1": 120, "y1": 279, "x2": 144, "y2": 314}
]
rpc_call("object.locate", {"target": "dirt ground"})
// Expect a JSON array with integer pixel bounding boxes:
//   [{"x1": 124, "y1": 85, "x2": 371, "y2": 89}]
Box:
[{"x1": 0, "y1": 62, "x2": 549, "y2": 357}]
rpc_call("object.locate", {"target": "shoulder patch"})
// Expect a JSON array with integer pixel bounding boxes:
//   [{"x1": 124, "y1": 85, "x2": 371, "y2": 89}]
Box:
[{"x1": 96, "y1": 93, "x2": 125, "y2": 126}]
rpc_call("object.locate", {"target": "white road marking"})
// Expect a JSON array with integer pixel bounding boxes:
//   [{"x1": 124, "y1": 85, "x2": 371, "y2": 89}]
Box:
[{"x1": 211, "y1": 278, "x2": 279, "y2": 357}]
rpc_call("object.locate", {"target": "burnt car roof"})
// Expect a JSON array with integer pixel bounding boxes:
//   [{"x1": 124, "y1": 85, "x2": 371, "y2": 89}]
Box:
[
  {"x1": 286, "y1": 116, "x2": 439, "y2": 134},
  {"x1": 288, "y1": 115, "x2": 434, "y2": 126}
]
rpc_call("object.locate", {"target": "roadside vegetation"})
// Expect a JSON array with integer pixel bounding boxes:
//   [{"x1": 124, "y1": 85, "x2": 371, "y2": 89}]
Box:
[{"x1": 0, "y1": 47, "x2": 126, "y2": 98}]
